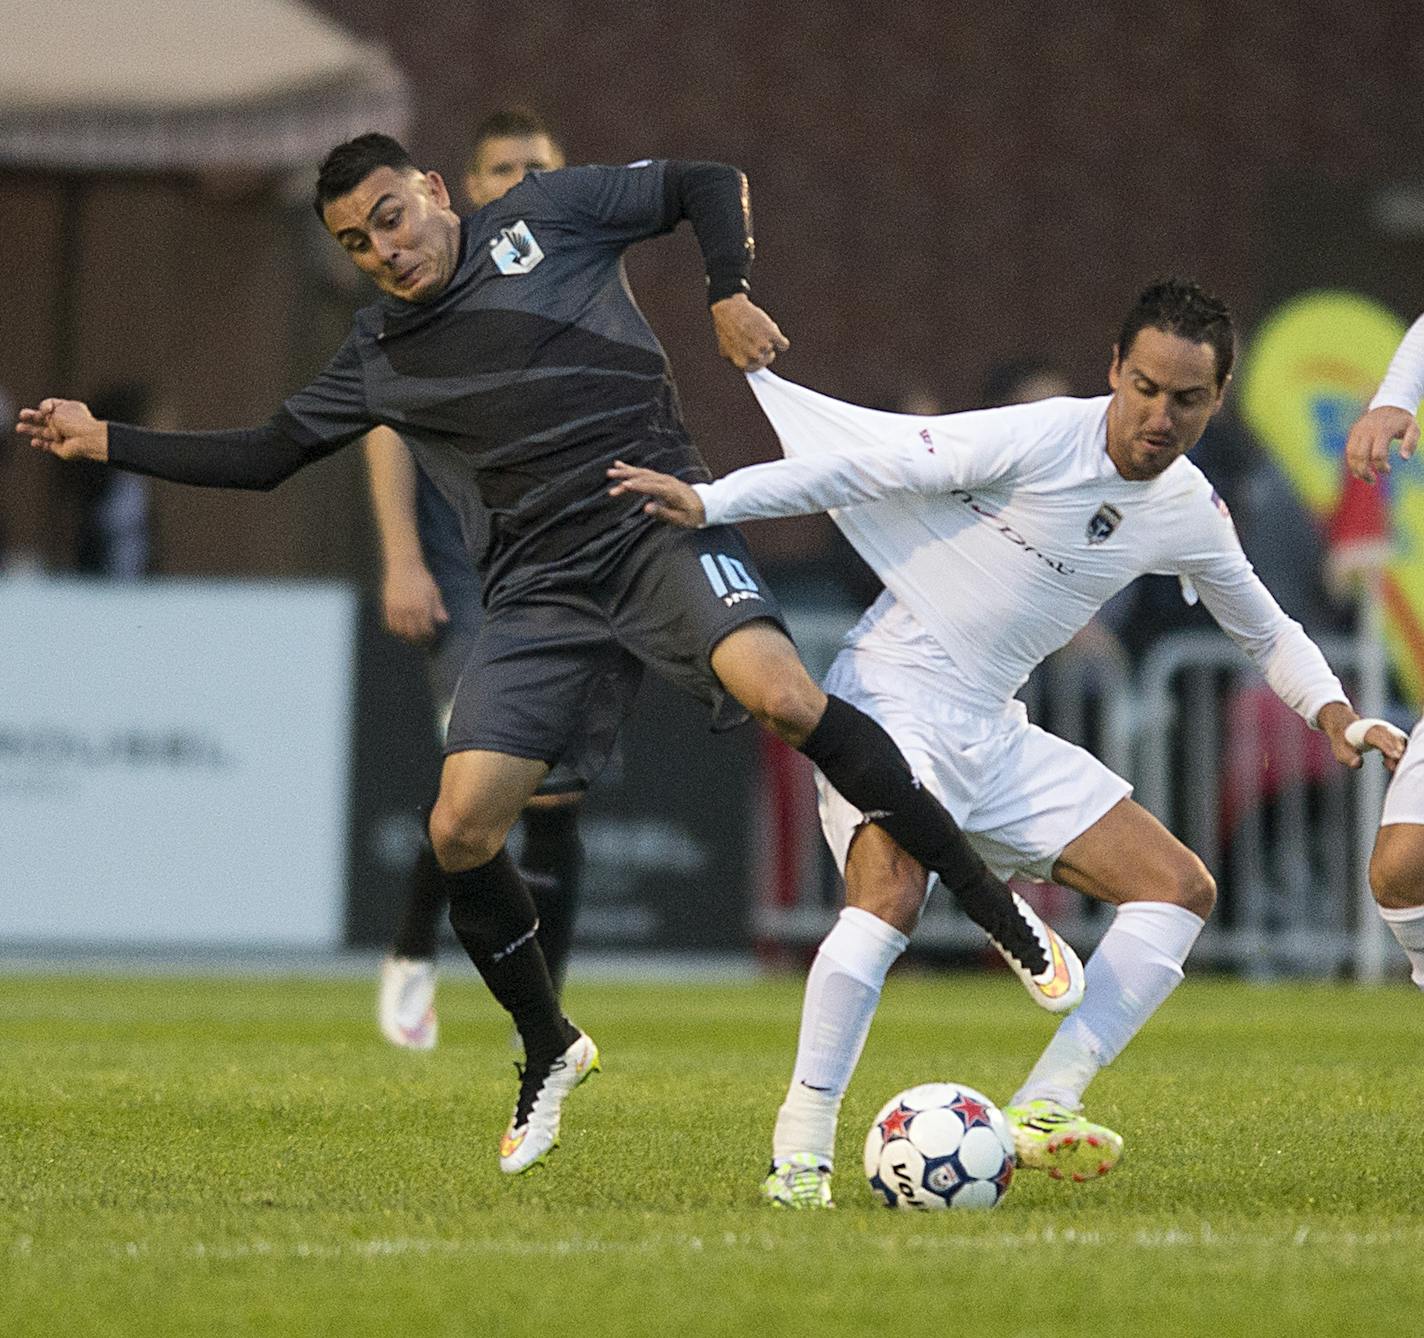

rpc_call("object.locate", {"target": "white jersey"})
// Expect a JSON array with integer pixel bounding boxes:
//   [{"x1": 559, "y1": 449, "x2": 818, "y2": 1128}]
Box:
[
  {"x1": 1370, "y1": 313, "x2": 1424, "y2": 413},
  {"x1": 696, "y1": 370, "x2": 1346, "y2": 723}
]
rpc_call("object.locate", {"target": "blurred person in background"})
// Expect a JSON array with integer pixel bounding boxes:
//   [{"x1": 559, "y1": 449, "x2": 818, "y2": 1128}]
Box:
[
  {"x1": 1346, "y1": 312, "x2": 1424, "y2": 987},
  {"x1": 980, "y1": 356, "x2": 1072, "y2": 409},
  {"x1": 366, "y1": 108, "x2": 586, "y2": 1053},
  {"x1": 18, "y1": 133, "x2": 1071, "y2": 1179},
  {"x1": 0, "y1": 384, "x2": 11, "y2": 563},
  {"x1": 611, "y1": 278, "x2": 1404, "y2": 1207},
  {"x1": 51, "y1": 383, "x2": 154, "y2": 578}
]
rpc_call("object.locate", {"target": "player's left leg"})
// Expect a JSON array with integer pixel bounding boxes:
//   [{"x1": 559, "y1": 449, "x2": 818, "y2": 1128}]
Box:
[{"x1": 1007, "y1": 798, "x2": 1214, "y2": 1179}]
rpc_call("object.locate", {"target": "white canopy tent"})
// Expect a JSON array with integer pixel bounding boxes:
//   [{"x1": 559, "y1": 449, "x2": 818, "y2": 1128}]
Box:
[
  {"x1": 0, "y1": 0, "x2": 409, "y2": 395},
  {"x1": 0, "y1": 0, "x2": 409, "y2": 171}
]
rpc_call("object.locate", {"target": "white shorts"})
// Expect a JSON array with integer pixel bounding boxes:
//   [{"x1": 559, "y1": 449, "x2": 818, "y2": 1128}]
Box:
[
  {"x1": 817, "y1": 649, "x2": 1132, "y2": 885},
  {"x1": 1380, "y1": 716, "x2": 1424, "y2": 828}
]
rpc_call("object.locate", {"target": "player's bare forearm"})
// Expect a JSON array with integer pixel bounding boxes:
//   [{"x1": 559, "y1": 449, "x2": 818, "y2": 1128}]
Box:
[
  {"x1": 1345, "y1": 405, "x2": 1419, "y2": 483},
  {"x1": 1317, "y1": 700, "x2": 1408, "y2": 772},
  {"x1": 711, "y1": 294, "x2": 790, "y2": 372},
  {"x1": 607, "y1": 461, "x2": 706, "y2": 527},
  {"x1": 15, "y1": 398, "x2": 108, "y2": 462}
]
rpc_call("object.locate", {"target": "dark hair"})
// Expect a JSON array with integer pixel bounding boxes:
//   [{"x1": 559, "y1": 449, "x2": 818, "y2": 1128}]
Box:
[
  {"x1": 467, "y1": 106, "x2": 563, "y2": 174},
  {"x1": 314, "y1": 132, "x2": 417, "y2": 219},
  {"x1": 1117, "y1": 278, "x2": 1235, "y2": 386}
]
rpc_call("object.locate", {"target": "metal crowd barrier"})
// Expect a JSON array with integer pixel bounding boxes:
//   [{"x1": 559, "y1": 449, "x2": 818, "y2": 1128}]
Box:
[{"x1": 753, "y1": 623, "x2": 1405, "y2": 981}]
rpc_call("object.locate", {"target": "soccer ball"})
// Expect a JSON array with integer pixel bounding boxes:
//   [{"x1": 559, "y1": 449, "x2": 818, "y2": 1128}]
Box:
[{"x1": 864, "y1": 1082, "x2": 1015, "y2": 1210}]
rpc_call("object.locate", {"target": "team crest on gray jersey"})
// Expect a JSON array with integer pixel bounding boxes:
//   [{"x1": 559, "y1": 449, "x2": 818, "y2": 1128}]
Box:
[
  {"x1": 1086, "y1": 502, "x2": 1123, "y2": 544},
  {"x1": 489, "y1": 221, "x2": 544, "y2": 275}
]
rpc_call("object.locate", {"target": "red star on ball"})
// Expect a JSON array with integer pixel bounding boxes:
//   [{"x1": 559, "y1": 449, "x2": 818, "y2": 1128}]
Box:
[
  {"x1": 950, "y1": 1094, "x2": 993, "y2": 1129},
  {"x1": 880, "y1": 1105, "x2": 913, "y2": 1140}
]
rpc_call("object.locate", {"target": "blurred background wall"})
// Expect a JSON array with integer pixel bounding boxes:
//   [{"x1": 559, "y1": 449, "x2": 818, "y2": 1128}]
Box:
[{"x1": 5, "y1": 0, "x2": 1424, "y2": 579}]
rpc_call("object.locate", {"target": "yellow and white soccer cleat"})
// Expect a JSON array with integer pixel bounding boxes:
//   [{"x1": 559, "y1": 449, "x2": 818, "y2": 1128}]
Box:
[
  {"x1": 761, "y1": 1154, "x2": 835, "y2": 1209},
  {"x1": 1004, "y1": 1099, "x2": 1123, "y2": 1181}
]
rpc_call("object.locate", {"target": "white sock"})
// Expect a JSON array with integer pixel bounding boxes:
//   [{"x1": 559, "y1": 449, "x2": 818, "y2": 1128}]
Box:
[
  {"x1": 1012, "y1": 901, "x2": 1204, "y2": 1110},
  {"x1": 1378, "y1": 903, "x2": 1424, "y2": 989},
  {"x1": 772, "y1": 906, "x2": 909, "y2": 1167}
]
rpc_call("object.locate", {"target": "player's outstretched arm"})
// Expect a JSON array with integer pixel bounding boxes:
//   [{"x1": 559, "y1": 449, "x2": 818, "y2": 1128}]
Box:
[
  {"x1": 1345, "y1": 405, "x2": 1418, "y2": 484},
  {"x1": 711, "y1": 294, "x2": 790, "y2": 372},
  {"x1": 607, "y1": 461, "x2": 706, "y2": 527},
  {"x1": 1316, "y1": 702, "x2": 1408, "y2": 773},
  {"x1": 15, "y1": 399, "x2": 109, "y2": 461}
]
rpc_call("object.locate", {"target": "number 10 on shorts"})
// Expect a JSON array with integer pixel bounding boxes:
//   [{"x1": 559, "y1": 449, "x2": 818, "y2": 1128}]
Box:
[{"x1": 700, "y1": 552, "x2": 762, "y2": 604}]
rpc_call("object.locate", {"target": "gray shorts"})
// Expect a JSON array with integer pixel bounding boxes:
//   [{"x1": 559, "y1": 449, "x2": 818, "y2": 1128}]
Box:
[{"x1": 444, "y1": 523, "x2": 786, "y2": 789}]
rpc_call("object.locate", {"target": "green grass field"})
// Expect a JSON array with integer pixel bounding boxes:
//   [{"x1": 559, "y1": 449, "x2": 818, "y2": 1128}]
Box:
[{"x1": 2, "y1": 970, "x2": 1420, "y2": 1337}]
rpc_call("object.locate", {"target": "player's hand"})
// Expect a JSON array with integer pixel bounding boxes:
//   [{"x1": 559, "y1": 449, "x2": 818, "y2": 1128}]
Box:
[
  {"x1": 710, "y1": 293, "x2": 790, "y2": 372},
  {"x1": 381, "y1": 558, "x2": 449, "y2": 645},
  {"x1": 1345, "y1": 405, "x2": 1418, "y2": 484},
  {"x1": 607, "y1": 461, "x2": 706, "y2": 527},
  {"x1": 15, "y1": 398, "x2": 109, "y2": 461},
  {"x1": 1317, "y1": 702, "x2": 1408, "y2": 773}
]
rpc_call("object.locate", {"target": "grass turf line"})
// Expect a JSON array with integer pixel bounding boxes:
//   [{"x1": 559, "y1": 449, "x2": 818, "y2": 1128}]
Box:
[{"x1": 1, "y1": 973, "x2": 1419, "y2": 1337}]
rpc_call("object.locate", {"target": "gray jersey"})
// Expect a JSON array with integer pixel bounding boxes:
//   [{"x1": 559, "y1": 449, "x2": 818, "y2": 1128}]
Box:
[{"x1": 279, "y1": 161, "x2": 713, "y2": 605}]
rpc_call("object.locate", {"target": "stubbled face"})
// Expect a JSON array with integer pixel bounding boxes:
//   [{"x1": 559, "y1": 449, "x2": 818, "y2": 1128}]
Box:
[
  {"x1": 322, "y1": 166, "x2": 462, "y2": 303},
  {"x1": 463, "y1": 132, "x2": 564, "y2": 208},
  {"x1": 1106, "y1": 327, "x2": 1226, "y2": 481}
]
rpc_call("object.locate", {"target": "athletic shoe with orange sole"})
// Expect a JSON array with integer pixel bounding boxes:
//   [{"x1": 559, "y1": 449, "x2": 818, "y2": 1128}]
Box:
[
  {"x1": 499, "y1": 1031, "x2": 600, "y2": 1174},
  {"x1": 990, "y1": 891, "x2": 1084, "y2": 1014}
]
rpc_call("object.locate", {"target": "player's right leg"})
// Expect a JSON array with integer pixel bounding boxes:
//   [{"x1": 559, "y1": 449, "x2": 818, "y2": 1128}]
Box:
[
  {"x1": 1370, "y1": 718, "x2": 1424, "y2": 987},
  {"x1": 430, "y1": 748, "x2": 598, "y2": 1173},
  {"x1": 764, "y1": 823, "x2": 921, "y2": 1208}
]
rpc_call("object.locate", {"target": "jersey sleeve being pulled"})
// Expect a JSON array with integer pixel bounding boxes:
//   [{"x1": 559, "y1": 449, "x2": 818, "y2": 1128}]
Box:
[{"x1": 695, "y1": 371, "x2": 1035, "y2": 526}]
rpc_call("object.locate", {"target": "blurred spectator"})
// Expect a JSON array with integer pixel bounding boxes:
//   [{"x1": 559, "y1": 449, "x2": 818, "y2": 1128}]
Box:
[
  {"x1": 52, "y1": 383, "x2": 154, "y2": 578},
  {"x1": 980, "y1": 357, "x2": 1072, "y2": 407},
  {"x1": 0, "y1": 383, "x2": 11, "y2": 563}
]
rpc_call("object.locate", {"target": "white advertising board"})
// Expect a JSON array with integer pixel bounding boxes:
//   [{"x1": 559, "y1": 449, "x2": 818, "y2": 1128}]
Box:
[{"x1": 0, "y1": 575, "x2": 356, "y2": 946}]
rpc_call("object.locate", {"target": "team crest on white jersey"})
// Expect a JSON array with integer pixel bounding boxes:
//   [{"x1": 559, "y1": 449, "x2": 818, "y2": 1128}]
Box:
[
  {"x1": 1086, "y1": 503, "x2": 1123, "y2": 545},
  {"x1": 489, "y1": 221, "x2": 544, "y2": 275}
]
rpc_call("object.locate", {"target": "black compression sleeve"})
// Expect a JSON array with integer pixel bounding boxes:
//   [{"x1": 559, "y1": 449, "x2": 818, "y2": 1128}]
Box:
[
  {"x1": 107, "y1": 417, "x2": 347, "y2": 491},
  {"x1": 662, "y1": 160, "x2": 754, "y2": 304}
]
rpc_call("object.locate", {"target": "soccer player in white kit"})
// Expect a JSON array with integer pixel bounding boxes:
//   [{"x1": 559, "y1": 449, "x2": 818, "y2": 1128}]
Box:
[
  {"x1": 613, "y1": 279, "x2": 1405, "y2": 1206},
  {"x1": 1345, "y1": 314, "x2": 1424, "y2": 987}
]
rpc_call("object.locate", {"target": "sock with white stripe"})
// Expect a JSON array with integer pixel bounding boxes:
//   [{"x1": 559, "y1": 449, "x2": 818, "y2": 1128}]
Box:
[
  {"x1": 1378, "y1": 903, "x2": 1424, "y2": 989},
  {"x1": 772, "y1": 907, "x2": 910, "y2": 1167},
  {"x1": 445, "y1": 847, "x2": 576, "y2": 1064},
  {"x1": 1012, "y1": 901, "x2": 1205, "y2": 1110}
]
